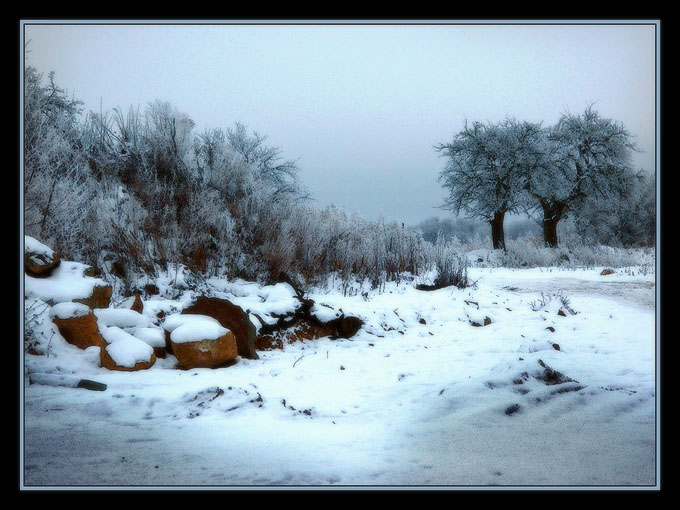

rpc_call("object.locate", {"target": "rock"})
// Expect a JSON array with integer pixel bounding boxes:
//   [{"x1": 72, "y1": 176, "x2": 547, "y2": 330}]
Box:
[
  {"x1": 470, "y1": 317, "x2": 492, "y2": 327},
  {"x1": 101, "y1": 348, "x2": 156, "y2": 372},
  {"x1": 182, "y1": 296, "x2": 259, "y2": 360},
  {"x1": 255, "y1": 321, "x2": 337, "y2": 350},
  {"x1": 337, "y1": 316, "x2": 363, "y2": 338},
  {"x1": 24, "y1": 235, "x2": 61, "y2": 277},
  {"x1": 170, "y1": 323, "x2": 238, "y2": 369},
  {"x1": 536, "y1": 359, "x2": 576, "y2": 385},
  {"x1": 600, "y1": 268, "x2": 615, "y2": 276},
  {"x1": 77, "y1": 379, "x2": 107, "y2": 391},
  {"x1": 504, "y1": 403, "x2": 521, "y2": 416},
  {"x1": 130, "y1": 293, "x2": 143, "y2": 313},
  {"x1": 74, "y1": 283, "x2": 112, "y2": 309},
  {"x1": 100, "y1": 327, "x2": 156, "y2": 371},
  {"x1": 51, "y1": 304, "x2": 106, "y2": 351}
]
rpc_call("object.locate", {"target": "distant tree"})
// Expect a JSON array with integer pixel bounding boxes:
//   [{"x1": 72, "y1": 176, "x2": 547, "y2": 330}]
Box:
[
  {"x1": 436, "y1": 119, "x2": 543, "y2": 250},
  {"x1": 524, "y1": 106, "x2": 638, "y2": 247}
]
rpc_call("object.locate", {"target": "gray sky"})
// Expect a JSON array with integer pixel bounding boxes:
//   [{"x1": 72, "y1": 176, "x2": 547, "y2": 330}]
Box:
[{"x1": 23, "y1": 22, "x2": 657, "y2": 225}]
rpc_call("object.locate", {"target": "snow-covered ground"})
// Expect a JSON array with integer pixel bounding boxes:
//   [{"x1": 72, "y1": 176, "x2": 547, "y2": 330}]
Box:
[{"x1": 22, "y1": 266, "x2": 657, "y2": 487}]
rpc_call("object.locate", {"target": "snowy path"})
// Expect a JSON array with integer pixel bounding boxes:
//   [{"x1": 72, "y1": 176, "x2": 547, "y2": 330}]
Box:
[{"x1": 23, "y1": 268, "x2": 657, "y2": 487}]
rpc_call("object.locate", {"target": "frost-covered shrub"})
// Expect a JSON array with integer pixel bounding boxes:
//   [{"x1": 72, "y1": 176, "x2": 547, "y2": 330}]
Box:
[{"x1": 423, "y1": 236, "x2": 470, "y2": 289}]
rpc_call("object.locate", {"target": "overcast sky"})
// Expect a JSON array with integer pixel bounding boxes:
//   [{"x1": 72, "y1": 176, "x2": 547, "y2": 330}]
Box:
[{"x1": 23, "y1": 22, "x2": 657, "y2": 225}]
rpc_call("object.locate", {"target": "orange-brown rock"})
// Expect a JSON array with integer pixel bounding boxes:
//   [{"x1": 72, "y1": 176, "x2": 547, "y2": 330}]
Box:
[
  {"x1": 181, "y1": 296, "x2": 259, "y2": 360},
  {"x1": 25, "y1": 251, "x2": 61, "y2": 277},
  {"x1": 130, "y1": 293, "x2": 143, "y2": 313},
  {"x1": 100, "y1": 348, "x2": 156, "y2": 372},
  {"x1": 170, "y1": 331, "x2": 238, "y2": 369},
  {"x1": 600, "y1": 268, "x2": 615, "y2": 276},
  {"x1": 75, "y1": 284, "x2": 112, "y2": 309},
  {"x1": 152, "y1": 346, "x2": 167, "y2": 359},
  {"x1": 52, "y1": 313, "x2": 106, "y2": 350}
]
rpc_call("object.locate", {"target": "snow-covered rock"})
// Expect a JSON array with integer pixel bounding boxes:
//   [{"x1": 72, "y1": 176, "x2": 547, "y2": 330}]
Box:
[
  {"x1": 169, "y1": 320, "x2": 238, "y2": 369},
  {"x1": 51, "y1": 304, "x2": 105, "y2": 351},
  {"x1": 99, "y1": 326, "x2": 156, "y2": 371},
  {"x1": 26, "y1": 260, "x2": 111, "y2": 308},
  {"x1": 24, "y1": 235, "x2": 60, "y2": 276},
  {"x1": 94, "y1": 308, "x2": 152, "y2": 329}
]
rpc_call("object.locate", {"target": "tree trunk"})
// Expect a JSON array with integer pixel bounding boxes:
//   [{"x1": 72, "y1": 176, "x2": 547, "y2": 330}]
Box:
[
  {"x1": 489, "y1": 211, "x2": 506, "y2": 250},
  {"x1": 541, "y1": 202, "x2": 565, "y2": 248}
]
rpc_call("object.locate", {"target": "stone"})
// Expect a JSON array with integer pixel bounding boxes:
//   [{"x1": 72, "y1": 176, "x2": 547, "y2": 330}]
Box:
[
  {"x1": 182, "y1": 296, "x2": 259, "y2": 359},
  {"x1": 52, "y1": 312, "x2": 106, "y2": 351},
  {"x1": 130, "y1": 293, "x2": 143, "y2": 314},
  {"x1": 74, "y1": 284, "x2": 112, "y2": 309},
  {"x1": 470, "y1": 317, "x2": 492, "y2": 327},
  {"x1": 25, "y1": 244, "x2": 60, "y2": 277},
  {"x1": 99, "y1": 327, "x2": 156, "y2": 371},
  {"x1": 600, "y1": 268, "x2": 615, "y2": 276},
  {"x1": 101, "y1": 348, "x2": 156, "y2": 372},
  {"x1": 337, "y1": 316, "x2": 364, "y2": 338},
  {"x1": 170, "y1": 331, "x2": 238, "y2": 369}
]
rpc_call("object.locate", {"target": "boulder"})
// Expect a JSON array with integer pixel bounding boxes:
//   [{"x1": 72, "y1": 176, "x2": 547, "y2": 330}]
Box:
[
  {"x1": 74, "y1": 283, "x2": 112, "y2": 309},
  {"x1": 50, "y1": 303, "x2": 106, "y2": 350},
  {"x1": 24, "y1": 235, "x2": 61, "y2": 277},
  {"x1": 170, "y1": 321, "x2": 238, "y2": 369},
  {"x1": 182, "y1": 296, "x2": 259, "y2": 360},
  {"x1": 100, "y1": 327, "x2": 156, "y2": 371},
  {"x1": 600, "y1": 268, "x2": 615, "y2": 276}
]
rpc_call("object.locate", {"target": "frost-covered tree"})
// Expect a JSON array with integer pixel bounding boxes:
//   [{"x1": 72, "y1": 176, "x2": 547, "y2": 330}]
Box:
[
  {"x1": 24, "y1": 66, "x2": 99, "y2": 260},
  {"x1": 568, "y1": 170, "x2": 654, "y2": 247},
  {"x1": 436, "y1": 119, "x2": 543, "y2": 250},
  {"x1": 525, "y1": 106, "x2": 638, "y2": 247},
  {"x1": 226, "y1": 122, "x2": 308, "y2": 203}
]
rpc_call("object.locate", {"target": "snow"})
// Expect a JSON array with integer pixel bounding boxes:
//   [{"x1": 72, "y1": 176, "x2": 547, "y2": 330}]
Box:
[
  {"x1": 49, "y1": 302, "x2": 91, "y2": 320},
  {"x1": 310, "y1": 303, "x2": 342, "y2": 323},
  {"x1": 94, "y1": 308, "x2": 152, "y2": 329},
  {"x1": 23, "y1": 266, "x2": 657, "y2": 487},
  {"x1": 25, "y1": 260, "x2": 109, "y2": 305},
  {"x1": 100, "y1": 327, "x2": 155, "y2": 368},
  {"x1": 170, "y1": 321, "x2": 230, "y2": 344},
  {"x1": 133, "y1": 327, "x2": 166, "y2": 349},
  {"x1": 25, "y1": 235, "x2": 55, "y2": 257},
  {"x1": 162, "y1": 313, "x2": 221, "y2": 333},
  {"x1": 230, "y1": 281, "x2": 302, "y2": 319}
]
